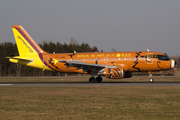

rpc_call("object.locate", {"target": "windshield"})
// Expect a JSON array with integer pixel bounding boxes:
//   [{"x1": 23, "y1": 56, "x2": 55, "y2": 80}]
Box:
[{"x1": 158, "y1": 55, "x2": 170, "y2": 60}]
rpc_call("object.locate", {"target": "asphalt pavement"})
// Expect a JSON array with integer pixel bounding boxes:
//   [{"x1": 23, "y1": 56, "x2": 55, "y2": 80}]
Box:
[{"x1": 1, "y1": 82, "x2": 180, "y2": 87}]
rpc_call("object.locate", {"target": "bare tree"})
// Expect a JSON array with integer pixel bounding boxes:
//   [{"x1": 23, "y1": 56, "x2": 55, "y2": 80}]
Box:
[
  {"x1": 70, "y1": 37, "x2": 78, "y2": 45},
  {"x1": 112, "y1": 48, "x2": 116, "y2": 52},
  {"x1": 15, "y1": 64, "x2": 22, "y2": 77}
]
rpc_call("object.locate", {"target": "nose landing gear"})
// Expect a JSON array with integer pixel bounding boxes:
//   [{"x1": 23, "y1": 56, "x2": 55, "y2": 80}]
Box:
[
  {"x1": 149, "y1": 78, "x2": 154, "y2": 83},
  {"x1": 148, "y1": 71, "x2": 154, "y2": 83}
]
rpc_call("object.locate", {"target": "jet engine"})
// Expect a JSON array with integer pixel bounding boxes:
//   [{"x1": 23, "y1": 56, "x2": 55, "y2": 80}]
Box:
[{"x1": 105, "y1": 68, "x2": 124, "y2": 79}]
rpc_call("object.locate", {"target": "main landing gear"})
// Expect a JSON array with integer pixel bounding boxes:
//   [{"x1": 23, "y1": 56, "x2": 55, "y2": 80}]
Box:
[
  {"x1": 148, "y1": 71, "x2": 154, "y2": 83},
  {"x1": 89, "y1": 76, "x2": 102, "y2": 83}
]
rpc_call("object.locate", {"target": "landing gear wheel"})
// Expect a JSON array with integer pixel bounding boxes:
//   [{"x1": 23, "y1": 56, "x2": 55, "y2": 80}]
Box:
[
  {"x1": 96, "y1": 76, "x2": 102, "y2": 83},
  {"x1": 89, "y1": 77, "x2": 96, "y2": 83},
  {"x1": 149, "y1": 78, "x2": 154, "y2": 83}
]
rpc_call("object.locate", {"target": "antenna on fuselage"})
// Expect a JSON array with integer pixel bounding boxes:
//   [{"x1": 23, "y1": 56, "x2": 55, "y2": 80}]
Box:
[
  {"x1": 69, "y1": 51, "x2": 76, "y2": 59},
  {"x1": 147, "y1": 49, "x2": 150, "y2": 52},
  {"x1": 74, "y1": 51, "x2": 76, "y2": 55}
]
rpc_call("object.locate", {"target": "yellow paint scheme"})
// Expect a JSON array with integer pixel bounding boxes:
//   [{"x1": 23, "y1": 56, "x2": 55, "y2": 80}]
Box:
[
  {"x1": 53, "y1": 58, "x2": 59, "y2": 65},
  {"x1": 12, "y1": 28, "x2": 36, "y2": 56},
  {"x1": 10, "y1": 55, "x2": 52, "y2": 71},
  {"x1": 11, "y1": 26, "x2": 51, "y2": 71}
]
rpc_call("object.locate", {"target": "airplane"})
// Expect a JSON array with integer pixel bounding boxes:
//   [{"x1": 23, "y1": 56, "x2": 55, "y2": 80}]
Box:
[{"x1": 8, "y1": 25, "x2": 177, "y2": 83}]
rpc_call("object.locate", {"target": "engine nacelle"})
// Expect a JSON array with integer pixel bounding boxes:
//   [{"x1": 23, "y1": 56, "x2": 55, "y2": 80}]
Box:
[{"x1": 105, "y1": 68, "x2": 124, "y2": 79}]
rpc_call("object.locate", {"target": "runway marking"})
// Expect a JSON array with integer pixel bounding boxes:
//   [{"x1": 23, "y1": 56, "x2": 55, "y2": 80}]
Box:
[{"x1": 0, "y1": 84, "x2": 13, "y2": 86}]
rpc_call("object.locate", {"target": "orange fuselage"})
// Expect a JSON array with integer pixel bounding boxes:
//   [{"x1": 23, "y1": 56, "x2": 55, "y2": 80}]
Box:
[{"x1": 42, "y1": 51, "x2": 171, "y2": 73}]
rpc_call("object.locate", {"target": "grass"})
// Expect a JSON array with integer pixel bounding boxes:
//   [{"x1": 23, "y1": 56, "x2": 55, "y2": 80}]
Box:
[{"x1": 0, "y1": 77, "x2": 180, "y2": 119}]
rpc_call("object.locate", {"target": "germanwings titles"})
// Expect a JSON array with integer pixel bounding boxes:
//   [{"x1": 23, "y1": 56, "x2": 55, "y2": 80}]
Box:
[{"x1": 8, "y1": 25, "x2": 177, "y2": 82}]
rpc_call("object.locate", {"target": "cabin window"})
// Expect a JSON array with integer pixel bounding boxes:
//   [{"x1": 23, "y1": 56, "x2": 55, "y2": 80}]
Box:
[
  {"x1": 116, "y1": 58, "x2": 118, "y2": 60},
  {"x1": 124, "y1": 58, "x2": 126, "y2": 60},
  {"x1": 109, "y1": 58, "x2": 111, "y2": 60},
  {"x1": 127, "y1": 58, "x2": 129, "y2": 60},
  {"x1": 102, "y1": 59, "x2": 104, "y2": 60},
  {"x1": 119, "y1": 58, "x2": 121, "y2": 60},
  {"x1": 130, "y1": 58, "x2": 131, "y2": 60},
  {"x1": 122, "y1": 58, "x2": 123, "y2": 60}
]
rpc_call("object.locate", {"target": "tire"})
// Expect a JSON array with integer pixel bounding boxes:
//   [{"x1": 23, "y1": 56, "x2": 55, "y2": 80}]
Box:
[
  {"x1": 96, "y1": 77, "x2": 102, "y2": 83},
  {"x1": 89, "y1": 77, "x2": 95, "y2": 83},
  {"x1": 149, "y1": 78, "x2": 154, "y2": 83}
]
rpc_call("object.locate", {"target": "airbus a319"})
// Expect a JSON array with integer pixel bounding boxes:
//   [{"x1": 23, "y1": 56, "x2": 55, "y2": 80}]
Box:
[{"x1": 8, "y1": 25, "x2": 177, "y2": 83}]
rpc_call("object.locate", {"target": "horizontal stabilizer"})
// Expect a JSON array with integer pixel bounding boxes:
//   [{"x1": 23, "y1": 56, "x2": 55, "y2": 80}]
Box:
[{"x1": 6, "y1": 56, "x2": 32, "y2": 62}]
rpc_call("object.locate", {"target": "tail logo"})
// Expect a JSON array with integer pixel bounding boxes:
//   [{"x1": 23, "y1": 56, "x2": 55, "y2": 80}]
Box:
[{"x1": 17, "y1": 35, "x2": 33, "y2": 53}]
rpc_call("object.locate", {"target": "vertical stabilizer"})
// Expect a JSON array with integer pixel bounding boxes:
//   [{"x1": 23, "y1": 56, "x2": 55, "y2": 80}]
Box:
[{"x1": 12, "y1": 25, "x2": 46, "y2": 56}]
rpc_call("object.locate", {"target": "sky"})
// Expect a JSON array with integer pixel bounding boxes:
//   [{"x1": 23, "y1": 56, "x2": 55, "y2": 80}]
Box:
[{"x1": 0, "y1": 0, "x2": 180, "y2": 56}]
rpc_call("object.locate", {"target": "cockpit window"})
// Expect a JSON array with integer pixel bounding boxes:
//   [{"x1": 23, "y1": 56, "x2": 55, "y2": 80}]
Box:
[{"x1": 157, "y1": 55, "x2": 170, "y2": 60}]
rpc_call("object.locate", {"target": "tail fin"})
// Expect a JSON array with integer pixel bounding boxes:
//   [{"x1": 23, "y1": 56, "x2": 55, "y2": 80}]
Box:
[{"x1": 12, "y1": 25, "x2": 46, "y2": 56}]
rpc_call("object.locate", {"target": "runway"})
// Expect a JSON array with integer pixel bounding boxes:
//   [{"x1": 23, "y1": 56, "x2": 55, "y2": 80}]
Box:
[{"x1": 1, "y1": 82, "x2": 180, "y2": 87}]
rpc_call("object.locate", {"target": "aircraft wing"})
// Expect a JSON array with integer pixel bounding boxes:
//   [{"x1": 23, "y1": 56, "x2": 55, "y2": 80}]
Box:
[{"x1": 59, "y1": 61, "x2": 118, "y2": 73}]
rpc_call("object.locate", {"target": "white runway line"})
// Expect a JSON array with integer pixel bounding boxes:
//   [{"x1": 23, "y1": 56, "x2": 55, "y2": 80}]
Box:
[{"x1": 0, "y1": 84, "x2": 13, "y2": 86}]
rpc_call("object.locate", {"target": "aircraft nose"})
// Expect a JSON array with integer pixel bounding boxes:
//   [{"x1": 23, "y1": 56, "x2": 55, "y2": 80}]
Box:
[{"x1": 171, "y1": 59, "x2": 177, "y2": 68}]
